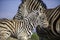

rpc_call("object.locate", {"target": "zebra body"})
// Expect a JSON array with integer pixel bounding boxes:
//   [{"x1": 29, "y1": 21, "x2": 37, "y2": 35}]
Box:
[
  {"x1": 45, "y1": 5, "x2": 60, "y2": 38},
  {"x1": 46, "y1": 5, "x2": 60, "y2": 39},
  {"x1": 36, "y1": 5, "x2": 60, "y2": 40},
  {"x1": 0, "y1": 18, "x2": 33, "y2": 40}
]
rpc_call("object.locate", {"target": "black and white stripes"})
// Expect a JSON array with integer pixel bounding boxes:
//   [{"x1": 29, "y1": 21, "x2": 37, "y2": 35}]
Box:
[
  {"x1": 44, "y1": 5, "x2": 60, "y2": 37},
  {"x1": 0, "y1": 18, "x2": 32, "y2": 40},
  {"x1": 0, "y1": 8, "x2": 49, "y2": 40},
  {"x1": 13, "y1": 0, "x2": 47, "y2": 20},
  {"x1": 36, "y1": 5, "x2": 60, "y2": 40}
]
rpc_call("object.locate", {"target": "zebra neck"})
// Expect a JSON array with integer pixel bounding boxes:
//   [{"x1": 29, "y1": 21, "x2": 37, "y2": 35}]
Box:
[{"x1": 24, "y1": 18, "x2": 35, "y2": 30}]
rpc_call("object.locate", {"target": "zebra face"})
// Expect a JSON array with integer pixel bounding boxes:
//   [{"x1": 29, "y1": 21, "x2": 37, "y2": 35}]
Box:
[
  {"x1": 36, "y1": 13, "x2": 49, "y2": 28},
  {"x1": 26, "y1": 10, "x2": 49, "y2": 29}
]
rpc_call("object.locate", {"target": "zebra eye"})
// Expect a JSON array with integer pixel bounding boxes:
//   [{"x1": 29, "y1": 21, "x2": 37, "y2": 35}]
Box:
[{"x1": 36, "y1": 12, "x2": 39, "y2": 15}]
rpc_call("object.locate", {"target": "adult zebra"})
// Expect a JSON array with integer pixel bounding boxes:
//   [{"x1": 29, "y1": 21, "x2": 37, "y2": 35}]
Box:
[
  {"x1": 0, "y1": 9, "x2": 49, "y2": 40},
  {"x1": 13, "y1": 0, "x2": 48, "y2": 40},
  {"x1": 13, "y1": 0, "x2": 47, "y2": 20},
  {"x1": 36, "y1": 5, "x2": 60, "y2": 40}
]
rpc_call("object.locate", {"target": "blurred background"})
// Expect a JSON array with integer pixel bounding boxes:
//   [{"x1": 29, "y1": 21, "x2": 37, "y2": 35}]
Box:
[{"x1": 0, "y1": 0, "x2": 60, "y2": 19}]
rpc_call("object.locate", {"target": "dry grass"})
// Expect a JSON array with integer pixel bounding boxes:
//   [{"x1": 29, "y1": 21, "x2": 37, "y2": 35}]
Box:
[
  {"x1": 7, "y1": 33, "x2": 39, "y2": 40},
  {"x1": 7, "y1": 37, "x2": 17, "y2": 40}
]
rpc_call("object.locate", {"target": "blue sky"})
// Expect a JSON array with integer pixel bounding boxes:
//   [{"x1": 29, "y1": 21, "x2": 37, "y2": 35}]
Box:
[{"x1": 0, "y1": 0, "x2": 60, "y2": 19}]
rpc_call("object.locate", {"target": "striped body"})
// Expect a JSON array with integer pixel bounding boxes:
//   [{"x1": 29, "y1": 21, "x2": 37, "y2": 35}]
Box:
[
  {"x1": 0, "y1": 18, "x2": 33, "y2": 40},
  {"x1": 45, "y1": 5, "x2": 60, "y2": 40},
  {"x1": 36, "y1": 5, "x2": 60, "y2": 40},
  {"x1": 13, "y1": 0, "x2": 47, "y2": 20}
]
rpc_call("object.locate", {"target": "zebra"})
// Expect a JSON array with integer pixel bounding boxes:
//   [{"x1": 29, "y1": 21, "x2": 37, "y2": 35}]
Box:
[
  {"x1": 13, "y1": 0, "x2": 48, "y2": 40},
  {"x1": 13, "y1": 0, "x2": 47, "y2": 20},
  {"x1": 0, "y1": 18, "x2": 33, "y2": 40},
  {"x1": 36, "y1": 5, "x2": 60, "y2": 40},
  {"x1": 0, "y1": 9, "x2": 49, "y2": 40}
]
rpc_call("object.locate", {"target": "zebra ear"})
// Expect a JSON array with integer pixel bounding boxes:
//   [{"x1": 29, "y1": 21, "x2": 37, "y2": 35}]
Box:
[
  {"x1": 22, "y1": 0, "x2": 26, "y2": 2},
  {"x1": 21, "y1": 0, "x2": 24, "y2": 3}
]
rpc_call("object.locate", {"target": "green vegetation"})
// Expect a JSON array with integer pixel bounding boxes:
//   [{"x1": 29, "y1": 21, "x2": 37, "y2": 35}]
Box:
[
  {"x1": 7, "y1": 33, "x2": 39, "y2": 40},
  {"x1": 29, "y1": 33, "x2": 50, "y2": 40},
  {"x1": 7, "y1": 33, "x2": 49, "y2": 40},
  {"x1": 7, "y1": 37, "x2": 17, "y2": 40},
  {"x1": 29, "y1": 33, "x2": 39, "y2": 40}
]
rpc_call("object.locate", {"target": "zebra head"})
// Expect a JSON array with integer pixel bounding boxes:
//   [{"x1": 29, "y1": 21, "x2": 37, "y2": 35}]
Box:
[{"x1": 25, "y1": 8, "x2": 49, "y2": 29}]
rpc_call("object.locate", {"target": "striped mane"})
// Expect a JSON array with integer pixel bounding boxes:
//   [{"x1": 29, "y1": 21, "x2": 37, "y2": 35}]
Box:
[{"x1": 21, "y1": 0, "x2": 47, "y2": 12}]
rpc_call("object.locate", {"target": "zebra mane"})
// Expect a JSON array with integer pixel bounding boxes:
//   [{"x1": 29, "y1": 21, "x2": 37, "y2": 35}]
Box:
[{"x1": 21, "y1": 0, "x2": 47, "y2": 11}]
